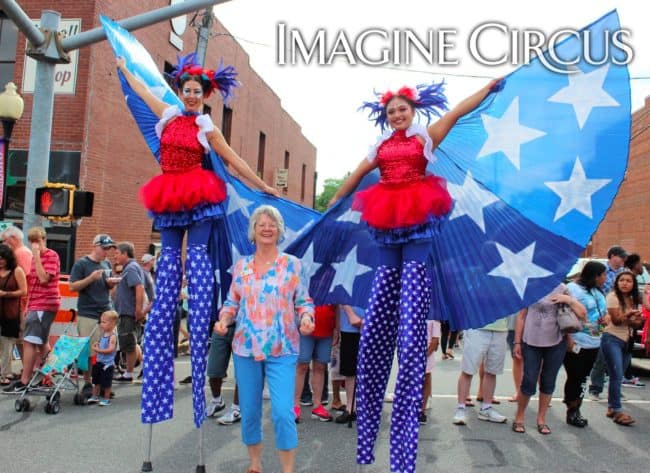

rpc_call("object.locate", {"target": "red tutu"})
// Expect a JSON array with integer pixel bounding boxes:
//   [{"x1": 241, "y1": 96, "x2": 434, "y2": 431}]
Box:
[
  {"x1": 352, "y1": 175, "x2": 452, "y2": 230},
  {"x1": 139, "y1": 167, "x2": 226, "y2": 213}
]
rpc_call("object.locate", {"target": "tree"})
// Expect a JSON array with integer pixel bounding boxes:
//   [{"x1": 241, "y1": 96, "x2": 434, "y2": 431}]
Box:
[{"x1": 314, "y1": 174, "x2": 349, "y2": 212}]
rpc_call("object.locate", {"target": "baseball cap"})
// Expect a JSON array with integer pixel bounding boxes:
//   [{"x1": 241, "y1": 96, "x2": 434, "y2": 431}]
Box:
[
  {"x1": 93, "y1": 234, "x2": 116, "y2": 248},
  {"x1": 607, "y1": 246, "x2": 627, "y2": 259},
  {"x1": 141, "y1": 253, "x2": 155, "y2": 264}
]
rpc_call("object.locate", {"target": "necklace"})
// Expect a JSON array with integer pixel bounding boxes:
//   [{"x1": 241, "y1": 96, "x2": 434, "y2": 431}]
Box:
[{"x1": 255, "y1": 255, "x2": 276, "y2": 265}]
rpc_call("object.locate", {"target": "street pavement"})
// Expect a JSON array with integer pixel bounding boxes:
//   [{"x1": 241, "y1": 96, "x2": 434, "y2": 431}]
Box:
[{"x1": 1, "y1": 348, "x2": 649, "y2": 473}]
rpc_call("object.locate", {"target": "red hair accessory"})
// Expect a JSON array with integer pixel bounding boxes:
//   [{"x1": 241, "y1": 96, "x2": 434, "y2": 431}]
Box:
[{"x1": 379, "y1": 86, "x2": 419, "y2": 107}]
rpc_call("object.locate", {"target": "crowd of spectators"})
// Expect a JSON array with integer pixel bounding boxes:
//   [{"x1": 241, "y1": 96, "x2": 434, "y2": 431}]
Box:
[{"x1": 0, "y1": 217, "x2": 648, "y2": 472}]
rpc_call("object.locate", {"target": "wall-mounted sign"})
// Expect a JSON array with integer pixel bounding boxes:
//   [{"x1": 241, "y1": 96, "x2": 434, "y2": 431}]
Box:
[
  {"x1": 22, "y1": 19, "x2": 81, "y2": 95},
  {"x1": 169, "y1": 0, "x2": 187, "y2": 50},
  {"x1": 275, "y1": 168, "x2": 289, "y2": 188}
]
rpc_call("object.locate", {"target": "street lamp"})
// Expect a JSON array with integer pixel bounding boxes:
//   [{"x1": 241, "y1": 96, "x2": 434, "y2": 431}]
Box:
[{"x1": 0, "y1": 82, "x2": 25, "y2": 221}]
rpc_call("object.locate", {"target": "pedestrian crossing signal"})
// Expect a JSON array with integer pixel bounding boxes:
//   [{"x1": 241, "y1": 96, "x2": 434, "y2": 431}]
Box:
[
  {"x1": 35, "y1": 187, "x2": 70, "y2": 217},
  {"x1": 34, "y1": 184, "x2": 94, "y2": 219}
]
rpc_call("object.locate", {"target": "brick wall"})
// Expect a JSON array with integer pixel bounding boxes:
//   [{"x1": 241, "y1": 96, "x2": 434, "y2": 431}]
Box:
[
  {"x1": 9, "y1": 1, "x2": 316, "y2": 261},
  {"x1": 589, "y1": 96, "x2": 650, "y2": 260}
]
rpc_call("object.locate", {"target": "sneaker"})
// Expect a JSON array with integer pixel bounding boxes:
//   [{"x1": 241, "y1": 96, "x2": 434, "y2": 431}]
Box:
[
  {"x1": 294, "y1": 406, "x2": 301, "y2": 423},
  {"x1": 478, "y1": 407, "x2": 507, "y2": 423},
  {"x1": 87, "y1": 396, "x2": 100, "y2": 404},
  {"x1": 419, "y1": 413, "x2": 428, "y2": 425},
  {"x1": 206, "y1": 397, "x2": 226, "y2": 417},
  {"x1": 311, "y1": 404, "x2": 333, "y2": 422},
  {"x1": 217, "y1": 407, "x2": 241, "y2": 425},
  {"x1": 622, "y1": 377, "x2": 645, "y2": 388},
  {"x1": 3, "y1": 380, "x2": 26, "y2": 393},
  {"x1": 114, "y1": 375, "x2": 133, "y2": 383},
  {"x1": 587, "y1": 392, "x2": 601, "y2": 402},
  {"x1": 335, "y1": 411, "x2": 357, "y2": 424},
  {"x1": 99, "y1": 399, "x2": 111, "y2": 406},
  {"x1": 453, "y1": 407, "x2": 467, "y2": 425}
]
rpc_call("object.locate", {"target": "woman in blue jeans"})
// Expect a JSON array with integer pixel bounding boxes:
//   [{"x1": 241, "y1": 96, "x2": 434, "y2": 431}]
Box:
[
  {"x1": 601, "y1": 270, "x2": 644, "y2": 425},
  {"x1": 512, "y1": 284, "x2": 586, "y2": 434}
]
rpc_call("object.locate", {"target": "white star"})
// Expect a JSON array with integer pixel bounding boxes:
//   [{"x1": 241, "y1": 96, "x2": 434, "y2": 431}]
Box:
[
  {"x1": 226, "y1": 183, "x2": 254, "y2": 217},
  {"x1": 544, "y1": 158, "x2": 611, "y2": 221},
  {"x1": 336, "y1": 208, "x2": 361, "y2": 224},
  {"x1": 279, "y1": 221, "x2": 314, "y2": 251},
  {"x1": 301, "y1": 243, "x2": 322, "y2": 278},
  {"x1": 329, "y1": 245, "x2": 373, "y2": 297},
  {"x1": 548, "y1": 64, "x2": 619, "y2": 129},
  {"x1": 447, "y1": 171, "x2": 500, "y2": 233},
  {"x1": 488, "y1": 242, "x2": 553, "y2": 299},
  {"x1": 477, "y1": 97, "x2": 546, "y2": 170}
]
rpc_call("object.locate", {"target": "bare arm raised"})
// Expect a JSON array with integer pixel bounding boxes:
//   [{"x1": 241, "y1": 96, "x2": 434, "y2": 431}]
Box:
[
  {"x1": 428, "y1": 78, "x2": 502, "y2": 147},
  {"x1": 116, "y1": 57, "x2": 168, "y2": 119}
]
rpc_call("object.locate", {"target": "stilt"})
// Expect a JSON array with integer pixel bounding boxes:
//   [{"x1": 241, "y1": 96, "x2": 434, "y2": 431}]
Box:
[
  {"x1": 195, "y1": 424, "x2": 206, "y2": 473},
  {"x1": 141, "y1": 424, "x2": 153, "y2": 472}
]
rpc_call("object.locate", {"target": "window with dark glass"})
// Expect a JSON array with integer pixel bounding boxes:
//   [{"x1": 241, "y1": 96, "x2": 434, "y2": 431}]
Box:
[
  {"x1": 0, "y1": 14, "x2": 18, "y2": 89},
  {"x1": 222, "y1": 106, "x2": 232, "y2": 144},
  {"x1": 257, "y1": 132, "x2": 266, "y2": 178}
]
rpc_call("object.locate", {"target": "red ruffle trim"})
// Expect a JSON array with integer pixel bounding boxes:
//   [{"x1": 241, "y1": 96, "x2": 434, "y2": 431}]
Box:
[
  {"x1": 139, "y1": 167, "x2": 226, "y2": 213},
  {"x1": 352, "y1": 175, "x2": 452, "y2": 230}
]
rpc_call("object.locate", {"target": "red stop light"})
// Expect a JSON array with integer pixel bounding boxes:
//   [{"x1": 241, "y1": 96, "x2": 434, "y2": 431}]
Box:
[{"x1": 35, "y1": 187, "x2": 71, "y2": 217}]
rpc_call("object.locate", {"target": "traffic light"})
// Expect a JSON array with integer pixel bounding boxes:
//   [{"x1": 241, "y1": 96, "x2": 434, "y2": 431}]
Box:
[
  {"x1": 35, "y1": 183, "x2": 94, "y2": 219},
  {"x1": 35, "y1": 186, "x2": 70, "y2": 217}
]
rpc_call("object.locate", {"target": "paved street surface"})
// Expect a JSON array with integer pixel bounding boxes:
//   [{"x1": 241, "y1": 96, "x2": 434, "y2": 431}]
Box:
[{"x1": 2, "y1": 349, "x2": 649, "y2": 473}]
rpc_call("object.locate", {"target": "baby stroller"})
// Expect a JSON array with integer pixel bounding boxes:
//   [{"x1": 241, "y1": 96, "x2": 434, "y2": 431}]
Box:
[{"x1": 4, "y1": 318, "x2": 96, "y2": 414}]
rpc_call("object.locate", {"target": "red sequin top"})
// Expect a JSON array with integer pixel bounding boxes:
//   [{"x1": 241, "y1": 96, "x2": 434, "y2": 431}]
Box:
[
  {"x1": 352, "y1": 129, "x2": 452, "y2": 230},
  {"x1": 376, "y1": 130, "x2": 427, "y2": 184},
  {"x1": 139, "y1": 114, "x2": 226, "y2": 215},
  {"x1": 159, "y1": 116, "x2": 204, "y2": 173}
]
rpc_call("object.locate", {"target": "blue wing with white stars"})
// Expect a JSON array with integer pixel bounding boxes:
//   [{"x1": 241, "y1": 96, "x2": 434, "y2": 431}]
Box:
[
  {"x1": 103, "y1": 11, "x2": 630, "y2": 331},
  {"x1": 288, "y1": 10, "x2": 630, "y2": 329}
]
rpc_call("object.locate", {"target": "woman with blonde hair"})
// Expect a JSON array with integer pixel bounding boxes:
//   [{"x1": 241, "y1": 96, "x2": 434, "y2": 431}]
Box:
[{"x1": 214, "y1": 205, "x2": 314, "y2": 473}]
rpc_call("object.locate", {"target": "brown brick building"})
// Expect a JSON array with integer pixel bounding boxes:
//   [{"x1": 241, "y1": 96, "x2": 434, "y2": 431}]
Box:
[
  {"x1": 1, "y1": 1, "x2": 316, "y2": 272},
  {"x1": 588, "y1": 97, "x2": 650, "y2": 259}
]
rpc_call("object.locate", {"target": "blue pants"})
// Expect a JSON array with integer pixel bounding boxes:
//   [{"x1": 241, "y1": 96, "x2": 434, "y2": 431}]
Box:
[
  {"x1": 234, "y1": 354, "x2": 298, "y2": 450},
  {"x1": 520, "y1": 340, "x2": 567, "y2": 396},
  {"x1": 600, "y1": 333, "x2": 626, "y2": 412}
]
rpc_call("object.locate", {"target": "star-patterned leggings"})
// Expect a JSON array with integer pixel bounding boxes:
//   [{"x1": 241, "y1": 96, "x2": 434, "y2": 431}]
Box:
[
  {"x1": 356, "y1": 241, "x2": 432, "y2": 473},
  {"x1": 141, "y1": 220, "x2": 215, "y2": 428}
]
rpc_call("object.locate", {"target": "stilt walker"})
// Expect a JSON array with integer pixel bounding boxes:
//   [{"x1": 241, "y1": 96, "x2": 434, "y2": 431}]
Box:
[
  {"x1": 113, "y1": 49, "x2": 278, "y2": 471},
  {"x1": 329, "y1": 79, "x2": 503, "y2": 473}
]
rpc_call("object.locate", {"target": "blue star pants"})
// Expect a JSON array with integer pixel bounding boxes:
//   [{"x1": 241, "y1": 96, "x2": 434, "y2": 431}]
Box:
[
  {"x1": 141, "y1": 220, "x2": 214, "y2": 428},
  {"x1": 356, "y1": 241, "x2": 431, "y2": 473}
]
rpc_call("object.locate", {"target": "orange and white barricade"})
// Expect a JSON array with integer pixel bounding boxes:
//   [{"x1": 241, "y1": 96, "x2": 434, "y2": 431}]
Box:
[{"x1": 48, "y1": 275, "x2": 79, "y2": 347}]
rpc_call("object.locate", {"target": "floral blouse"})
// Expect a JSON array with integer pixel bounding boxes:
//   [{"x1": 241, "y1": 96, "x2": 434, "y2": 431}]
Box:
[{"x1": 222, "y1": 253, "x2": 314, "y2": 360}]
